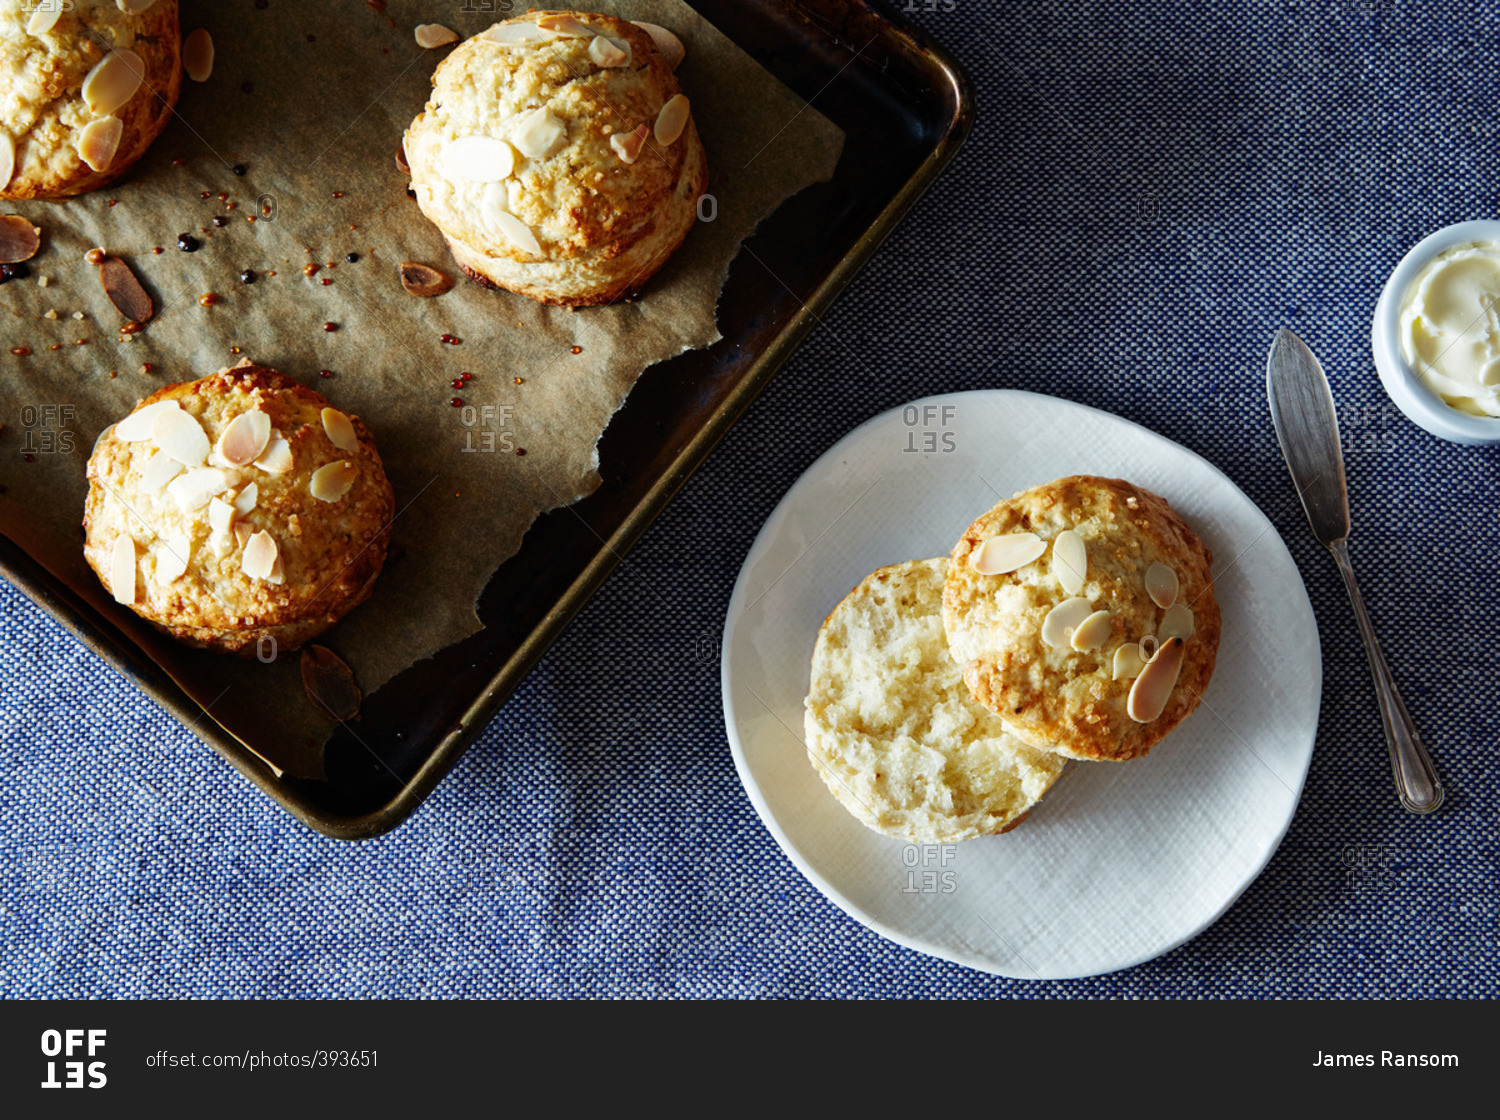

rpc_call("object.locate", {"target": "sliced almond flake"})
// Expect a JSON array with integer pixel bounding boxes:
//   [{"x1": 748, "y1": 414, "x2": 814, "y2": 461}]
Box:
[
  {"x1": 631, "y1": 21, "x2": 685, "y2": 69},
  {"x1": 233, "y1": 481, "x2": 258, "y2": 517},
  {"x1": 654, "y1": 95, "x2": 690, "y2": 147},
  {"x1": 154, "y1": 534, "x2": 190, "y2": 584},
  {"x1": 1145, "y1": 561, "x2": 1178, "y2": 609},
  {"x1": 321, "y1": 408, "x2": 359, "y2": 452},
  {"x1": 28, "y1": 2, "x2": 64, "y2": 35},
  {"x1": 82, "y1": 50, "x2": 145, "y2": 117},
  {"x1": 1051, "y1": 529, "x2": 1087, "y2": 595},
  {"x1": 1158, "y1": 602, "x2": 1194, "y2": 642},
  {"x1": 1040, "y1": 596, "x2": 1094, "y2": 648},
  {"x1": 0, "y1": 135, "x2": 13, "y2": 192},
  {"x1": 483, "y1": 22, "x2": 555, "y2": 46},
  {"x1": 109, "y1": 535, "x2": 137, "y2": 605},
  {"x1": 255, "y1": 432, "x2": 293, "y2": 475},
  {"x1": 117, "y1": 0, "x2": 160, "y2": 13},
  {"x1": 1112, "y1": 642, "x2": 1148, "y2": 681},
  {"x1": 494, "y1": 210, "x2": 542, "y2": 256},
  {"x1": 587, "y1": 35, "x2": 629, "y2": 67},
  {"x1": 97, "y1": 253, "x2": 153, "y2": 322},
  {"x1": 114, "y1": 399, "x2": 178, "y2": 441},
  {"x1": 233, "y1": 522, "x2": 252, "y2": 548},
  {"x1": 77, "y1": 116, "x2": 124, "y2": 173},
  {"x1": 414, "y1": 23, "x2": 459, "y2": 49},
  {"x1": 151, "y1": 406, "x2": 210, "y2": 466},
  {"x1": 399, "y1": 261, "x2": 453, "y2": 298},
  {"x1": 138, "y1": 450, "x2": 183, "y2": 491},
  {"x1": 217, "y1": 408, "x2": 272, "y2": 466},
  {"x1": 267, "y1": 553, "x2": 285, "y2": 585},
  {"x1": 166, "y1": 467, "x2": 230, "y2": 512},
  {"x1": 0, "y1": 214, "x2": 41, "y2": 264},
  {"x1": 241, "y1": 530, "x2": 279, "y2": 581},
  {"x1": 480, "y1": 181, "x2": 510, "y2": 236},
  {"x1": 610, "y1": 124, "x2": 650, "y2": 164},
  {"x1": 536, "y1": 14, "x2": 595, "y2": 36},
  {"x1": 310, "y1": 460, "x2": 358, "y2": 503},
  {"x1": 1127, "y1": 637, "x2": 1186, "y2": 722},
  {"x1": 207, "y1": 497, "x2": 235, "y2": 535},
  {"x1": 970, "y1": 531, "x2": 1045, "y2": 575},
  {"x1": 511, "y1": 107, "x2": 565, "y2": 160},
  {"x1": 1070, "y1": 609, "x2": 1112, "y2": 652},
  {"x1": 441, "y1": 135, "x2": 515, "y2": 182},
  {"x1": 183, "y1": 28, "x2": 214, "y2": 82}
]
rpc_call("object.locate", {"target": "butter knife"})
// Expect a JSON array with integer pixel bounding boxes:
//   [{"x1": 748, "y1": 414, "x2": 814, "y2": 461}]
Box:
[{"x1": 1266, "y1": 329, "x2": 1444, "y2": 814}]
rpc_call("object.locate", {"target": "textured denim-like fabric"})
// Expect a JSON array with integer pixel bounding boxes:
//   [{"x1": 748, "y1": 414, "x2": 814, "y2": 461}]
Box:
[{"x1": 2, "y1": 1, "x2": 1496, "y2": 998}]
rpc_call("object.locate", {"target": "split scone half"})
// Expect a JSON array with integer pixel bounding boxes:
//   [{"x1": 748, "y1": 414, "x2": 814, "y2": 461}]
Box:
[{"x1": 804, "y1": 558, "x2": 1067, "y2": 843}]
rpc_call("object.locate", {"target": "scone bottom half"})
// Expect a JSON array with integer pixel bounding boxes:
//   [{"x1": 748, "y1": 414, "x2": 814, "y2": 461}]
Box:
[
  {"x1": 403, "y1": 12, "x2": 707, "y2": 306},
  {"x1": 82, "y1": 361, "x2": 395, "y2": 656},
  {"x1": 943, "y1": 476, "x2": 1222, "y2": 763},
  {"x1": 1, "y1": 1, "x2": 183, "y2": 200}
]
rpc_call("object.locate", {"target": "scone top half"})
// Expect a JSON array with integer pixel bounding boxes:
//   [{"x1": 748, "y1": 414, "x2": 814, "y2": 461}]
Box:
[
  {"x1": 83, "y1": 363, "x2": 394, "y2": 655},
  {"x1": 943, "y1": 476, "x2": 1221, "y2": 762},
  {"x1": 405, "y1": 12, "x2": 707, "y2": 306},
  {"x1": 1, "y1": 0, "x2": 181, "y2": 200}
]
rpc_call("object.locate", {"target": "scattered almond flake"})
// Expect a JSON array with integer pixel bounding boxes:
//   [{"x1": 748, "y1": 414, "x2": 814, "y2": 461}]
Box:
[
  {"x1": 183, "y1": 28, "x2": 214, "y2": 82},
  {"x1": 632, "y1": 21, "x2": 685, "y2": 69},
  {"x1": 27, "y1": 3, "x2": 64, "y2": 35},
  {"x1": 440, "y1": 135, "x2": 515, "y2": 182},
  {"x1": 97, "y1": 254, "x2": 153, "y2": 323},
  {"x1": 109, "y1": 535, "x2": 137, "y2": 605},
  {"x1": 38, "y1": 275, "x2": 49, "y2": 287},
  {"x1": 137, "y1": 450, "x2": 183, "y2": 490},
  {"x1": 301, "y1": 645, "x2": 362, "y2": 721},
  {"x1": 310, "y1": 460, "x2": 358, "y2": 503},
  {"x1": 1050, "y1": 529, "x2": 1087, "y2": 595},
  {"x1": 217, "y1": 408, "x2": 272, "y2": 466},
  {"x1": 151, "y1": 406, "x2": 210, "y2": 466},
  {"x1": 43, "y1": 309, "x2": 58, "y2": 320},
  {"x1": 0, "y1": 134, "x2": 12, "y2": 191},
  {"x1": 1145, "y1": 561, "x2": 1178, "y2": 609},
  {"x1": 233, "y1": 522, "x2": 252, "y2": 548},
  {"x1": 73, "y1": 311, "x2": 87, "y2": 319},
  {"x1": 1040, "y1": 596, "x2": 1094, "y2": 648},
  {"x1": 78, "y1": 116, "x2": 124, "y2": 172},
  {"x1": 241, "y1": 530, "x2": 279, "y2": 581},
  {"x1": 610, "y1": 124, "x2": 649, "y2": 164},
  {"x1": 116, "y1": 0, "x2": 161, "y2": 13},
  {"x1": 0, "y1": 215, "x2": 41, "y2": 263},
  {"x1": 511, "y1": 107, "x2": 566, "y2": 160},
  {"x1": 1158, "y1": 602, "x2": 1195, "y2": 642},
  {"x1": 320, "y1": 407, "x2": 359, "y2": 452},
  {"x1": 207, "y1": 496, "x2": 235, "y2": 535},
  {"x1": 114, "y1": 399, "x2": 178, "y2": 441},
  {"x1": 1127, "y1": 636, "x2": 1185, "y2": 722},
  {"x1": 489, "y1": 210, "x2": 538, "y2": 256},
  {"x1": 484, "y1": 21, "x2": 555, "y2": 46},
  {"x1": 654, "y1": 94, "x2": 690, "y2": 147},
  {"x1": 232, "y1": 481, "x2": 258, "y2": 517},
  {"x1": 254, "y1": 432, "x2": 293, "y2": 474},
  {"x1": 587, "y1": 35, "x2": 629, "y2": 67},
  {"x1": 1112, "y1": 642, "x2": 1148, "y2": 681},
  {"x1": 154, "y1": 534, "x2": 190, "y2": 584},
  {"x1": 399, "y1": 261, "x2": 452, "y2": 298},
  {"x1": 970, "y1": 531, "x2": 1045, "y2": 575},
  {"x1": 537, "y1": 13, "x2": 595, "y2": 36},
  {"x1": 1070, "y1": 609, "x2": 1112, "y2": 652},
  {"x1": 82, "y1": 49, "x2": 145, "y2": 117},
  {"x1": 166, "y1": 466, "x2": 230, "y2": 512},
  {"x1": 414, "y1": 23, "x2": 459, "y2": 49}
]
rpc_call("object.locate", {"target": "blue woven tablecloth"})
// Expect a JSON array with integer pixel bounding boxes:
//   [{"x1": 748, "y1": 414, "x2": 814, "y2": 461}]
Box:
[{"x1": 3, "y1": 0, "x2": 1495, "y2": 998}]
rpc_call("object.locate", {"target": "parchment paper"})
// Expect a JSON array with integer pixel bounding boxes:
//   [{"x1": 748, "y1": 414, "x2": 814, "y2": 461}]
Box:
[{"x1": 0, "y1": 0, "x2": 843, "y2": 777}]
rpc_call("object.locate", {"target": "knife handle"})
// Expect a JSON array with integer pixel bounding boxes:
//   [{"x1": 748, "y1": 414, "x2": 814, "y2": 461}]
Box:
[{"x1": 1328, "y1": 539, "x2": 1445, "y2": 814}]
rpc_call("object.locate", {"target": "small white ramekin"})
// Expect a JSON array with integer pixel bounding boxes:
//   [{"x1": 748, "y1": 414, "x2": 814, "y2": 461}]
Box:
[{"x1": 1371, "y1": 220, "x2": 1500, "y2": 446}]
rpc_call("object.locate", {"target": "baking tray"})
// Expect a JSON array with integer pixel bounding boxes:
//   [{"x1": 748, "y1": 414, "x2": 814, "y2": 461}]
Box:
[{"x1": 0, "y1": 0, "x2": 974, "y2": 838}]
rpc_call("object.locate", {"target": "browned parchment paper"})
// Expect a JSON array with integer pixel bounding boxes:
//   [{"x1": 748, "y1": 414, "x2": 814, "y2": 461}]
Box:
[{"x1": 0, "y1": 0, "x2": 844, "y2": 777}]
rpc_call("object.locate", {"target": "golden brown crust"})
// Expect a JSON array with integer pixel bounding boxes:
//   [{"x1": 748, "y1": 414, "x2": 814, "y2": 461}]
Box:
[
  {"x1": 1, "y1": 1, "x2": 182, "y2": 200},
  {"x1": 82, "y1": 363, "x2": 394, "y2": 655},
  {"x1": 404, "y1": 11, "x2": 706, "y2": 305},
  {"x1": 943, "y1": 476, "x2": 1221, "y2": 762}
]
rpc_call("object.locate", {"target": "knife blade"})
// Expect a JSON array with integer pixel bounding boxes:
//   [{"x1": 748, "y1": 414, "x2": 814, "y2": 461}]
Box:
[{"x1": 1265, "y1": 329, "x2": 1443, "y2": 814}]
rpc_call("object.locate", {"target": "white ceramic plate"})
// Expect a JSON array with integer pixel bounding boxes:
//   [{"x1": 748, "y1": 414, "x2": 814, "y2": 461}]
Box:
[{"x1": 721, "y1": 390, "x2": 1321, "y2": 979}]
